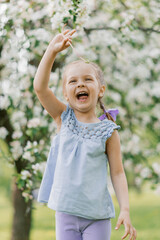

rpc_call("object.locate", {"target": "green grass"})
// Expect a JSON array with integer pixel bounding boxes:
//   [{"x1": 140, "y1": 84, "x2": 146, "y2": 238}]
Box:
[{"x1": 0, "y1": 188, "x2": 160, "y2": 240}]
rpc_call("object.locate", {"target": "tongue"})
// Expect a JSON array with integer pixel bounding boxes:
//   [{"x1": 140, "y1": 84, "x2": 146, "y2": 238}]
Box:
[{"x1": 79, "y1": 96, "x2": 88, "y2": 101}]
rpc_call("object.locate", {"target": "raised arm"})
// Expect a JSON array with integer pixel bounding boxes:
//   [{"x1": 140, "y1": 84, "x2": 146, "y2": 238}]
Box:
[{"x1": 33, "y1": 29, "x2": 76, "y2": 123}]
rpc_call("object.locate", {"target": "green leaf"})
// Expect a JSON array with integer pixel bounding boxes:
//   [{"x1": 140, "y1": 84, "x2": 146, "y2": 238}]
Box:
[{"x1": 69, "y1": 9, "x2": 73, "y2": 15}]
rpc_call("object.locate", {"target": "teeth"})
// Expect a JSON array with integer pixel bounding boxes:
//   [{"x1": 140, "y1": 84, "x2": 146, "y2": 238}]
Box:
[
  {"x1": 76, "y1": 91, "x2": 89, "y2": 99},
  {"x1": 77, "y1": 91, "x2": 88, "y2": 95}
]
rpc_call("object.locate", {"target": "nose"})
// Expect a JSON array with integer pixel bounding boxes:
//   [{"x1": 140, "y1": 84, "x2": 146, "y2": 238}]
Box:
[{"x1": 77, "y1": 80, "x2": 85, "y2": 88}]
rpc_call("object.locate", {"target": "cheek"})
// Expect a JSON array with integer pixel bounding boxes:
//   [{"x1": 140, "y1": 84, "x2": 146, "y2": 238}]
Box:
[
  {"x1": 63, "y1": 85, "x2": 74, "y2": 98},
  {"x1": 90, "y1": 84, "x2": 100, "y2": 95}
]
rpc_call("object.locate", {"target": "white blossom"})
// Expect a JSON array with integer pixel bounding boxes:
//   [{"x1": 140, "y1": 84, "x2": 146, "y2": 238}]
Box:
[
  {"x1": 150, "y1": 82, "x2": 160, "y2": 98},
  {"x1": 142, "y1": 113, "x2": 152, "y2": 126},
  {"x1": 33, "y1": 148, "x2": 38, "y2": 153},
  {"x1": 0, "y1": 127, "x2": 9, "y2": 139},
  {"x1": 39, "y1": 139, "x2": 45, "y2": 145},
  {"x1": 109, "y1": 91, "x2": 121, "y2": 102},
  {"x1": 134, "y1": 164, "x2": 143, "y2": 174},
  {"x1": 10, "y1": 141, "x2": 23, "y2": 160},
  {"x1": 32, "y1": 162, "x2": 46, "y2": 174},
  {"x1": 22, "y1": 91, "x2": 33, "y2": 109},
  {"x1": 24, "y1": 141, "x2": 32, "y2": 151},
  {"x1": 0, "y1": 95, "x2": 10, "y2": 109},
  {"x1": 22, "y1": 151, "x2": 35, "y2": 163},
  {"x1": 33, "y1": 106, "x2": 42, "y2": 116},
  {"x1": 149, "y1": 48, "x2": 160, "y2": 59},
  {"x1": 28, "y1": 28, "x2": 51, "y2": 42},
  {"x1": 124, "y1": 159, "x2": 133, "y2": 171},
  {"x1": 135, "y1": 177, "x2": 142, "y2": 186},
  {"x1": 22, "y1": 192, "x2": 33, "y2": 199},
  {"x1": 27, "y1": 118, "x2": 41, "y2": 128},
  {"x1": 151, "y1": 104, "x2": 160, "y2": 120},
  {"x1": 21, "y1": 170, "x2": 32, "y2": 180},
  {"x1": 152, "y1": 162, "x2": 160, "y2": 176},
  {"x1": 11, "y1": 111, "x2": 27, "y2": 127},
  {"x1": 26, "y1": 180, "x2": 33, "y2": 188},
  {"x1": 33, "y1": 141, "x2": 38, "y2": 146},
  {"x1": 12, "y1": 130, "x2": 23, "y2": 139},
  {"x1": 19, "y1": 76, "x2": 31, "y2": 90},
  {"x1": 140, "y1": 167, "x2": 152, "y2": 179}
]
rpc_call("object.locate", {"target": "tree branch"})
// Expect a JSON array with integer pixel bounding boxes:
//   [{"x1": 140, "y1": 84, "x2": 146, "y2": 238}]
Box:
[
  {"x1": 83, "y1": 26, "x2": 118, "y2": 34},
  {"x1": 119, "y1": 0, "x2": 129, "y2": 9},
  {"x1": 137, "y1": 26, "x2": 160, "y2": 34},
  {"x1": 83, "y1": 25, "x2": 160, "y2": 35}
]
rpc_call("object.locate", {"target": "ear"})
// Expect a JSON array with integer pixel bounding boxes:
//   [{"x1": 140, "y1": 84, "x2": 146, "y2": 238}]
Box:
[{"x1": 98, "y1": 85, "x2": 106, "y2": 98}]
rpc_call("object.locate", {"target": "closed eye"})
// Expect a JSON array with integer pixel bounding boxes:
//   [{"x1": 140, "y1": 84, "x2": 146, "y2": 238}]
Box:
[
  {"x1": 85, "y1": 78, "x2": 92, "y2": 81},
  {"x1": 69, "y1": 80, "x2": 77, "y2": 83}
]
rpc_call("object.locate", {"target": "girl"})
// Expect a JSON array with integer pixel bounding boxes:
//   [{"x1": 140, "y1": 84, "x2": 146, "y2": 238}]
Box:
[{"x1": 34, "y1": 28, "x2": 137, "y2": 240}]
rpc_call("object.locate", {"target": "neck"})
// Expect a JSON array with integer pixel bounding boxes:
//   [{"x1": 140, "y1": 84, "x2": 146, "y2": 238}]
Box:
[{"x1": 73, "y1": 107, "x2": 100, "y2": 123}]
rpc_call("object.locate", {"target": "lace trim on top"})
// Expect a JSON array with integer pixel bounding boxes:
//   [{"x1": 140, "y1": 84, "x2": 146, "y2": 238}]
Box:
[{"x1": 61, "y1": 104, "x2": 121, "y2": 140}]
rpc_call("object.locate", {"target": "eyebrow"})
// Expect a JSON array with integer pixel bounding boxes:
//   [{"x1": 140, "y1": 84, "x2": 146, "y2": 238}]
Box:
[{"x1": 68, "y1": 74, "x2": 94, "y2": 80}]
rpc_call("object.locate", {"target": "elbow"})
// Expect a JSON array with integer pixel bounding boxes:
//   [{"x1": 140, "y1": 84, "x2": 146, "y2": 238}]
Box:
[
  {"x1": 33, "y1": 82, "x2": 43, "y2": 93},
  {"x1": 33, "y1": 83, "x2": 49, "y2": 95},
  {"x1": 33, "y1": 81, "x2": 39, "y2": 92}
]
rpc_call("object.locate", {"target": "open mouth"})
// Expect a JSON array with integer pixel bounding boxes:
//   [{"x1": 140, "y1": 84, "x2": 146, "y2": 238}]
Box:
[{"x1": 76, "y1": 91, "x2": 89, "y2": 101}]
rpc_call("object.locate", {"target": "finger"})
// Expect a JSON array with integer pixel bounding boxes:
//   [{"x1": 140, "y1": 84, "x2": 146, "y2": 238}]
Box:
[
  {"x1": 66, "y1": 42, "x2": 72, "y2": 47},
  {"x1": 63, "y1": 29, "x2": 70, "y2": 35},
  {"x1": 65, "y1": 36, "x2": 72, "y2": 42},
  {"x1": 63, "y1": 37, "x2": 70, "y2": 44},
  {"x1": 121, "y1": 225, "x2": 130, "y2": 239},
  {"x1": 66, "y1": 38, "x2": 72, "y2": 45},
  {"x1": 115, "y1": 218, "x2": 123, "y2": 230},
  {"x1": 129, "y1": 228, "x2": 134, "y2": 240},
  {"x1": 65, "y1": 29, "x2": 76, "y2": 38},
  {"x1": 65, "y1": 35, "x2": 72, "y2": 40},
  {"x1": 69, "y1": 29, "x2": 76, "y2": 36},
  {"x1": 64, "y1": 38, "x2": 72, "y2": 48},
  {"x1": 61, "y1": 37, "x2": 69, "y2": 48},
  {"x1": 133, "y1": 228, "x2": 137, "y2": 240}
]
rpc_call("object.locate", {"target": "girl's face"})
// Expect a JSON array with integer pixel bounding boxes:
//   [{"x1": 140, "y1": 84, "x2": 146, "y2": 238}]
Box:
[{"x1": 63, "y1": 62, "x2": 105, "y2": 113}]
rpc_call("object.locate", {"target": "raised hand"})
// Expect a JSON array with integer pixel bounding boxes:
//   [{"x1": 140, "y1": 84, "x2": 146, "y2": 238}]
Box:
[{"x1": 48, "y1": 29, "x2": 76, "y2": 54}]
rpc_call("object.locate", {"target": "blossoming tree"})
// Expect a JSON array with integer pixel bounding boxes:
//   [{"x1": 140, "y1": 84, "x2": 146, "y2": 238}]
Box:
[{"x1": 0, "y1": 0, "x2": 160, "y2": 239}]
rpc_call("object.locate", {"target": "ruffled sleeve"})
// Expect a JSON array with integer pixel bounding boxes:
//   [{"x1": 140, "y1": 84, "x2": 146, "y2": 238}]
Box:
[
  {"x1": 105, "y1": 121, "x2": 121, "y2": 139},
  {"x1": 101, "y1": 120, "x2": 121, "y2": 148}
]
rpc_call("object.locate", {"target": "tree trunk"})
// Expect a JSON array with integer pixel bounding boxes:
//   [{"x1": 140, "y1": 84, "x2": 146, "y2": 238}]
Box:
[{"x1": 11, "y1": 177, "x2": 32, "y2": 240}]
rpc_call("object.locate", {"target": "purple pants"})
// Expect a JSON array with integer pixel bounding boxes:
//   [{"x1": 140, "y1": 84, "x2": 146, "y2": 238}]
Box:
[{"x1": 55, "y1": 211, "x2": 111, "y2": 240}]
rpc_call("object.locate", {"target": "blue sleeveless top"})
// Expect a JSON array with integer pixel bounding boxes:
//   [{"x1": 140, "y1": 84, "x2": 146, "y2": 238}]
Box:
[{"x1": 37, "y1": 103, "x2": 121, "y2": 220}]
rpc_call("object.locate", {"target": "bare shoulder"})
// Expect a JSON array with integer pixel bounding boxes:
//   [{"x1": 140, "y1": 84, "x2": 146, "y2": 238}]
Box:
[{"x1": 105, "y1": 129, "x2": 120, "y2": 149}]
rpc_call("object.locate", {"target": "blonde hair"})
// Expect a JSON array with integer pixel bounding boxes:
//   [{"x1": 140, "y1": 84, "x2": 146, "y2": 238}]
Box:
[{"x1": 62, "y1": 60, "x2": 115, "y2": 123}]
